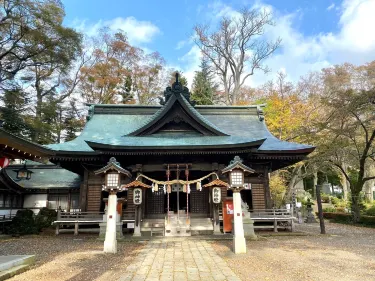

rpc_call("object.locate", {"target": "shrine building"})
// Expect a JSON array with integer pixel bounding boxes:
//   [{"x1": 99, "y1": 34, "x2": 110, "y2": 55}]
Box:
[{"x1": 0, "y1": 76, "x2": 314, "y2": 235}]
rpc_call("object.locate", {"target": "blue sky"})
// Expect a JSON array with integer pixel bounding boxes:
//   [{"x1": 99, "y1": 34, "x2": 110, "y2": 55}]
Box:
[{"x1": 62, "y1": 0, "x2": 375, "y2": 87}]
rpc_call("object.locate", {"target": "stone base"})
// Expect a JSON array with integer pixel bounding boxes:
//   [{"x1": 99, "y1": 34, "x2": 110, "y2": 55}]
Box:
[
  {"x1": 233, "y1": 236, "x2": 247, "y2": 254},
  {"x1": 99, "y1": 222, "x2": 123, "y2": 239},
  {"x1": 306, "y1": 214, "x2": 317, "y2": 223},
  {"x1": 103, "y1": 233, "x2": 117, "y2": 253},
  {"x1": 243, "y1": 219, "x2": 257, "y2": 238}
]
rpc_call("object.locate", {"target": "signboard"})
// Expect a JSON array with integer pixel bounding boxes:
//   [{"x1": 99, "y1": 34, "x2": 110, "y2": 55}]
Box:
[
  {"x1": 223, "y1": 199, "x2": 234, "y2": 233},
  {"x1": 133, "y1": 188, "x2": 142, "y2": 205},
  {"x1": 127, "y1": 223, "x2": 134, "y2": 228},
  {"x1": 212, "y1": 187, "x2": 221, "y2": 204}
]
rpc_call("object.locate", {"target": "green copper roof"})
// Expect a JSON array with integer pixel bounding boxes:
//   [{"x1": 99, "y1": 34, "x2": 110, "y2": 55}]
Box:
[
  {"x1": 46, "y1": 105, "x2": 314, "y2": 153},
  {"x1": 4, "y1": 162, "x2": 81, "y2": 189}
]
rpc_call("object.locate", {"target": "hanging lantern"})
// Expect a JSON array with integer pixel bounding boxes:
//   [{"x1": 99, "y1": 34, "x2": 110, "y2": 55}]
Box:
[
  {"x1": 133, "y1": 188, "x2": 142, "y2": 205},
  {"x1": 16, "y1": 163, "x2": 33, "y2": 180},
  {"x1": 0, "y1": 157, "x2": 10, "y2": 168},
  {"x1": 212, "y1": 187, "x2": 221, "y2": 204}
]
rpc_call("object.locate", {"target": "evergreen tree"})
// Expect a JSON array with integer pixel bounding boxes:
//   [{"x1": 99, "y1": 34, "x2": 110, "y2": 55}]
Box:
[
  {"x1": 63, "y1": 100, "x2": 84, "y2": 142},
  {"x1": 191, "y1": 59, "x2": 217, "y2": 105},
  {"x1": 0, "y1": 86, "x2": 30, "y2": 136},
  {"x1": 169, "y1": 71, "x2": 188, "y2": 87}
]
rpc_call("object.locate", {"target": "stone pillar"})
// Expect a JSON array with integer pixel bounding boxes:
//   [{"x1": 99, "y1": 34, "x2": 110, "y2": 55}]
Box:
[
  {"x1": 104, "y1": 192, "x2": 117, "y2": 253},
  {"x1": 213, "y1": 204, "x2": 221, "y2": 235},
  {"x1": 233, "y1": 190, "x2": 246, "y2": 254},
  {"x1": 133, "y1": 205, "x2": 141, "y2": 237}
]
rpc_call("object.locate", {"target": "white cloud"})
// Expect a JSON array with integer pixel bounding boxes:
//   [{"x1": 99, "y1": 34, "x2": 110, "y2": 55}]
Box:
[
  {"x1": 177, "y1": 0, "x2": 375, "y2": 88},
  {"x1": 71, "y1": 16, "x2": 160, "y2": 45},
  {"x1": 327, "y1": 3, "x2": 335, "y2": 11}
]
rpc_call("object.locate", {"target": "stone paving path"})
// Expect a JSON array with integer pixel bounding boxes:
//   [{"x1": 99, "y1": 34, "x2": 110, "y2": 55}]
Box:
[{"x1": 118, "y1": 240, "x2": 242, "y2": 281}]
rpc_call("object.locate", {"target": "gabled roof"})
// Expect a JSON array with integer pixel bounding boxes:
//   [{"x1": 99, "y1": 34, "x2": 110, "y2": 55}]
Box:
[
  {"x1": 222, "y1": 156, "x2": 255, "y2": 174},
  {"x1": 128, "y1": 92, "x2": 228, "y2": 136},
  {"x1": 44, "y1": 78, "x2": 315, "y2": 157},
  {"x1": 94, "y1": 157, "x2": 132, "y2": 177},
  {"x1": 202, "y1": 179, "x2": 230, "y2": 188}
]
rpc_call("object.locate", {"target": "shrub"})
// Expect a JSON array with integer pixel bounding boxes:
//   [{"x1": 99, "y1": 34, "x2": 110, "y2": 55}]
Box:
[
  {"x1": 35, "y1": 207, "x2": 57, "y2": 231},
  {"x1": 321, "y1": 193, "x2": 330, "y2": 203},
  {"x1": 335, "y1": 207, "x2": 346, "y2": 213},
  {"x1": 323, "y1": 207, "x2": 336, "y2": 213},
  {"x1": 7, "y1": 209, "x2": 38, "y2": 235},
  {"x1": 323, "y1": 212, "x2": 375, "y2": 226},
  {"x1": 365, "y1": 205, "x2": 375, "y2": 216}
]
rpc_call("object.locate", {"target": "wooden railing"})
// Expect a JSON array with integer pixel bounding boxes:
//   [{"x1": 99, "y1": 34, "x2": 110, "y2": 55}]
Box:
[
  {"x1": 57, "y1": 211, "x2": 104, "y2": 221},
  {"x1": 0, "y1": 214, "x2": 16, "y2": 222},
  {"x1": 249, "y1": 208, "x2": 295, "y2": 232},
  {"x1": 250, "y1": 208, "x2": 293, "y2": 218}
]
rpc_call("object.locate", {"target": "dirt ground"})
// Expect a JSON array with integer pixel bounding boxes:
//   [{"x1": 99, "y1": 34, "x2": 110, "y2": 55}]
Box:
[
  {"x1": 1, "y1": 222, "x2": 374, "y2": 281},
  {"x1": 0, "y1": 235, "x2": 143, "y2": 281},
  {"x1": 212, "y1": 222, "x2": 375, "y2": 281}
]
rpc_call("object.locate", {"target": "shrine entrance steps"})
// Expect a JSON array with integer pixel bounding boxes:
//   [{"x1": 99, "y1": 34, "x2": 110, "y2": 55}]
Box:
[
  {"x1": 140, "y1": 216, "x2": 214, "y2": 237},
  {"x1": 190, "y1": 217, "x2": 214, "y2": 235},
  {"x1": 165, "y1": 214, "x2": 191, "y2": 237}
]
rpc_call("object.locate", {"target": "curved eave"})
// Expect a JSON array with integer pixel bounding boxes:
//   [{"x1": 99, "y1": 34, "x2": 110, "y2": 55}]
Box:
[
  {"x1": 257, "y1": 146, "x2": 316, "y2": 154},
  {"x1": 84, "y1": 139, "x2": 266, "y2": 151},
  {"x1": 0, "y1": 128, "x2": 54, "y2": 159}
]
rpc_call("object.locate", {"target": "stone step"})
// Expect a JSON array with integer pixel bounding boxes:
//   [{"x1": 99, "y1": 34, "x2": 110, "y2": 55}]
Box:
[
  {"x1": 0, "y1": 264, "x2": 30, "y2": 281},
  {"x1": 0, "y1": 255, "x2": 35, "y2": 281}
]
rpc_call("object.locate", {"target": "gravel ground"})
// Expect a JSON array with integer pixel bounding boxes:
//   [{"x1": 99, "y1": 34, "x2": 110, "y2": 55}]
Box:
[
  {"x1": 0, "y1": 235, "x2": 143, "y2": 281},
  {"x1": 212, "y1": 222, "x2": 375, "y2": 281}
]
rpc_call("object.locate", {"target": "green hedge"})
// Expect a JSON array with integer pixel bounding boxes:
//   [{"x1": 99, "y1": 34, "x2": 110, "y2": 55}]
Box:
[
  {"x1": 323, "y1": 212, "x2": 375, "y2": 226},
  {"x1": 7, "y1": 209, "x2": 38, "y2": 235}
]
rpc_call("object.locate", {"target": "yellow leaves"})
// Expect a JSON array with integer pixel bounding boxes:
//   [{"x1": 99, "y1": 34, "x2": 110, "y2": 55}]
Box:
[{"x1": 269, "y1": 173, "x2": 287, "y2": 208}]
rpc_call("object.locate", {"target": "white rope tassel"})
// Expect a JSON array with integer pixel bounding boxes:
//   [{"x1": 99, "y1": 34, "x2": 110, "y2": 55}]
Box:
[
  {"x1": 183, "y1": 184, "x2": 187, "y2": 193},
  {"x1": 197, "y1": 181, "x2": 202, "y2": 191},
  {"x1": 155, "y1": 183, "x2": 159, "y2": 192},
  {"x1": 187, "y1": 184, "x2": 191, "y2": 194},
  {"x1": 151, "y1": 183, "x2": 155, "y2": 193},
  {"x1": 163, "y1": 184, "x2": 166, "y2": 194}
]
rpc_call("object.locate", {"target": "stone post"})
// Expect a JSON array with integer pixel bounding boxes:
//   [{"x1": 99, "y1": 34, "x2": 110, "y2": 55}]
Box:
[
  {"x1": 133, "y1": 205, "x2": 141, "y2": 237},
  {"x1": 233, "y1": 190, "x2": 246, "y2": 253},
  {"x1": 104, "y1": 192, "x2": 117, "y2": 253},
  {"x1": 213, "y1": 204, "x2": 221, "y2": 235}
]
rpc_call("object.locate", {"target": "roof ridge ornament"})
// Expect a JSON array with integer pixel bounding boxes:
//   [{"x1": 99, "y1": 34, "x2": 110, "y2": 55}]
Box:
[{"x1": 159, "y1": 72, "x2": 195, "y2": 106}]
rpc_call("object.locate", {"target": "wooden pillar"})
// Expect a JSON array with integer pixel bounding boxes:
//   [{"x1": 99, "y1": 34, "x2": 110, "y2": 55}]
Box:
[
  {"x1": 67, "y1": 189, "x2": 72, "y2": 212},
  {"x1": 263, "y1": 167, "x2": 272, "y2": 209},
  {"x1": 80, "y1": 169, "x2": 89, "y2": 212}
]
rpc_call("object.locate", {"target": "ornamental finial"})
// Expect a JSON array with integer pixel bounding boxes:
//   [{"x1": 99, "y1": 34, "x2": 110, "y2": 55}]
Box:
[{"x1": 175, "y1": 72, "x2": 179, "y2": 84}]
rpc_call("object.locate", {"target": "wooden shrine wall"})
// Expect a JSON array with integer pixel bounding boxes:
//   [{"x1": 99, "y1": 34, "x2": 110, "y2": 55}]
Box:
[
  {"x1": 251, "y1": 183, "x2": 266, "y2": 210},
  {"x1": 86, "y1": 172, "x2": 102, "y2": 212}
]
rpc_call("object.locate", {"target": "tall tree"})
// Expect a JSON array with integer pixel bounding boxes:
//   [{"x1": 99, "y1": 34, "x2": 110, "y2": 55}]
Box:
[
  {"x1": 0, "y1": 85, "x2": 29, "y2": 135},
  {"x1": 191, "y1": 59, "x2": 217, "y2": 105},
  {"x1": 194, "y1": 8, "x2": 281, "y2": 105},
  {"x1": 0, "y1": 0, "x2": 79, "y2": 84},
  {"x1": 78, "y1": 29, "x2": 139, "y2": 104}
]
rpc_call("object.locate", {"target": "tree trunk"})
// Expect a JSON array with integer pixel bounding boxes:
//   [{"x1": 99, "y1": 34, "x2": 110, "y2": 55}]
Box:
[
  {"x1": 340, "y1": 172, "x2": 349, "y2": 200},
  {"x1": 312, "y1": 172, "x2": 318, "y2": 198},
  {"x1": 351, "y1": 191, "x2": 361, "y2": 223}
]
